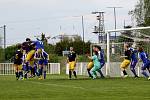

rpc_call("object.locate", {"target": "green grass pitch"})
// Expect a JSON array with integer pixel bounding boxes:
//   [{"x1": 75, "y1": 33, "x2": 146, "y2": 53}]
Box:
[{"x1": 0, "y1": 75, "x2": 150, "y2": 100}]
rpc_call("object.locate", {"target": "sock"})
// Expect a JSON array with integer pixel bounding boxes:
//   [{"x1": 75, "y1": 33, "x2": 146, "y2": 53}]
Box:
[
  {"x1": 21, "y1": 71, "x2": 23, "y2": 78},
  {"x1": 38, "y1": 69, "x2": 41, "y2": 76},
  {"x1": 24, "y1": 73, "x2": 27, "y2": 79},
  {"x1": 15, "y1": 72, "x2": 19, "y2": 79},
  {"x1": 19, "y1": 72, "x2": 23, "y2": 79},
  {"x1": 131, "y1": 69, "x2": 138, "y2": 77},
  {"x1": 142, "y1": 71, "x2": 149, "y2": 78},
  {"x1": 69, "y1": 70, "x2": 72, "y2": 79},
  {"x1": 91, "y1": 71, "x2": 96, "y2": 79},
  {"x1": 87, "y1": 69, "x2": 92, "y2": 78},
  {"x1": 31, "y1": 68, "x2": 34, "y2": 76},
  {"x1": 32, "y1": 68, "x2": 35, "y2": 76},
  {"x1": 98, "y1": 70, "x2": 104, "y2": 77},
  {"x1": 44, "y1": 71, "x2": 46, "y2": 79},
  {"x1": 73, "y1": 71, "x2": 77, "y2": 78},
  {"x1": 93, "y1": 71, "x2": 97, "y2": 78},
  {"x1": 38, "y1": 68, "x2": 43, "y2": 76},
  {"x1": 34, "y1": 66, "x2": 37, "y2": 76},
  {"x1": 123, "y1": 70, "x2": 127, "y2": 75},
  {"x1": 41, "y1": 67, "x2": 43, "y2": 76}
]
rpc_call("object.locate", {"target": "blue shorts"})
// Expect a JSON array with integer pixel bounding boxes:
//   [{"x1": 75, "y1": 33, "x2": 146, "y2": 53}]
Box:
[
  {"x1": 23, "y1": 65, "x2": 26, "y2": 71},
  {"x1": 22, "y1": 62, "x2": 29, "y2": 71},
  {"x1": 130, "y1": 60, "x2": 138, "y2": 68},
  {"x1": 141, "y1": 62, "x2": 150, "y2": 70},
  {"x1": 38, "y1": 59, "x2": 48, "y2": 65}
]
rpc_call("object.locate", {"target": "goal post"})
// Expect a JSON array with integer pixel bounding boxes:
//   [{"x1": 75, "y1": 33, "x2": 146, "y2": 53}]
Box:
[{"x1": 106, "y1": 26, "x2": 150, "y2": 76}]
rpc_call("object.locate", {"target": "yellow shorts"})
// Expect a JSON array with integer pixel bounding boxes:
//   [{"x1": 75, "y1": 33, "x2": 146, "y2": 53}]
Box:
[
  {"x1": 120, "y1": 59, "x2": 130, "y2": 69},
  {"x1": 14, "y1": 64, "x2": 22, "y2": 71},
  {"x1": 87, "y1": 62, "x2": 94, "y2": 70},
  {"x1": 69, "y1": 61, "x2": 76, "y2": 70},
  {"x1": 29, "y1": 60, "x2": 34, "y2": 67},
  {"x1": 26, "y1": 50, "x2": 36, "y2": 61}
]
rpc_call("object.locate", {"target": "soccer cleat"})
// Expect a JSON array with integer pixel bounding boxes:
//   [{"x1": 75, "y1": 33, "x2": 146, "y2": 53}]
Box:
[
  {"x1": 92, "y1": 76, "x2": 96, "y2": 80},
  {"x1": 124, "y1": 75, "x2": 128, "y2": 78},
  {"x1": 101, "y1": 76, "x2": 105, "y2": 79},
  {"x1": 148, "y1": 77, "x2": 150, "y2": 80},
  {"x1": 69, "y1": 78, "x2": 71, "y2": 80},
  {"x1": 16, "y1": 77, "x2": 19, "y2": 80},
  {"x1": 134, "y1": 76, "x2": 139, "y2": 79},
  {"x1": 19, "y1": 77, "x2": 23, "y2": 80},
  {"x1": 38, "y1": 76, "x2": 43, "y2": 80}
]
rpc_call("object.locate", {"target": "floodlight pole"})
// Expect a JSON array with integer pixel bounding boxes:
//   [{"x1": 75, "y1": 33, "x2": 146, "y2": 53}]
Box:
[
  {"x1": 107, "y1": 7, "x2": 122, "y2": 39},
  {"x1": 92, "y1": 11, "x2": 105, "y2": 43}
]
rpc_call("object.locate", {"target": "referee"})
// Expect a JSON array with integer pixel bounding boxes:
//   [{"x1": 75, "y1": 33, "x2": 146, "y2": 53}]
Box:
[{"x1": 67, "y1": 47, "x2": 77, "y2": 79}]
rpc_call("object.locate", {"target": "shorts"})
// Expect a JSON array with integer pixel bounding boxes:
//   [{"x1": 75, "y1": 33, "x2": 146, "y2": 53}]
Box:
[
  {"x1": 120, "y1": 59, "x2": 130, "y2": 69},
  {"x1": 29, "y1": 60, "x2": 34, "y2": 67},
  {"x1": 141, "y1": 62, "x2": 150, "y2": 70},
  {"x1": 38, "y1": 59, "x2": 48, "y2": 65},
  {"x1": 69, "y1": 61, "x2": 76, "y2": 70},
  {"x1": 87, "y1": 62, "x2": 94, "y2": 70},
  {"x1": 14, "y1": 64, "x2": 23, "y2": 71},
  {"x1": 14, "y1": 59, "x2": 22, "y2": 65}
]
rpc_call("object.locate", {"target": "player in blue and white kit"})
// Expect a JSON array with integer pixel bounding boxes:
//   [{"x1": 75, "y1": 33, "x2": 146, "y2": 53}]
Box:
[
  {"x1": 34, "y1": 48, "x2": 49, "y2": 80},
  {"x1": 137, "y1": 46, "x2": 150, "y2": 80},
  {"x1": 129, "y1": 46, "x2": 138, "y2": 78},
  {"x1": 33, "y1": 40, "x2": 44, "y2": 50},
  {"x1": 33, "y1": 40, "x2": 45, "y2": 77}
]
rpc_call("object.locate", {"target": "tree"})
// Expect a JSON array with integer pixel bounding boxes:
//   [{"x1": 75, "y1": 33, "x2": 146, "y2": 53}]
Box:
[
  {"x1": 55, "y1": 35, "x2": 91, "y2": 56},
  {"x1": 130, "y1": 0, "x2": 150, "y2": 54},
  {"x1": 130, "y1": 0, "x2": 150, "y2": 27}
]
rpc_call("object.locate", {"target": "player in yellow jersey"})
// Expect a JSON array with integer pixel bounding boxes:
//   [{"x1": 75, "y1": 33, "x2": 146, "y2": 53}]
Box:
[
  {"x1": 67, "y1": 47, "x2": 77, "y2": 79},
  {"x1": 120, "y1": 44, "x2": 131, "y2": 78},
  {"x1": 14, "y1": 44, "x2": 23, "y2": 80}
]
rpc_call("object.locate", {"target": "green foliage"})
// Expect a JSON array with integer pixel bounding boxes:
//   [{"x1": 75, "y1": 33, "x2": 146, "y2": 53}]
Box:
[
  {"x1": 5, "y1": 45, "x2": 17, "y2": 62},
  {"x1": 48, "y1": 54, "x2": 59, "y2": 63},
  {"x1": 77, "y1": 55, "x2": 89, "y2": 62},
  {"x1": 0, "y1": 48, "x2": 4, "y2": 62},
  {"x1": 44, "y1": 44, "x2": 55, "y2": 54},
  {"x1": 55, "y1": 35, "x2": 91, "y2": 56},
  {"x1": 130, "y1": 0, "x2": 150, "y2": 26}
]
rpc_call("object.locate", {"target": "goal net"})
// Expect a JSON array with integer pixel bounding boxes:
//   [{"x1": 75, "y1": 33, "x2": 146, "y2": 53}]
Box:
[{"x1": 104, "y1": 26, "x2": 150, "y2": 77}]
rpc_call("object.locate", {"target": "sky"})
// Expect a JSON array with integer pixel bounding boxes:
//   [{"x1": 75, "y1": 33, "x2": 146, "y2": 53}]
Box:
[{"x1": 0, "y1": 0, "x2": 138, "y2": 46}]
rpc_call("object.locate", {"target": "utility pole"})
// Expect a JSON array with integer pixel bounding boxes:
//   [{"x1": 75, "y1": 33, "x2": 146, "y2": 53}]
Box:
[
  {"x1": 92, "y1": 12, "x2": 105, "y2": 43},
  {"x1": 4, "y1": 25, "x2": 6, "y2": 61},
  {"x1": 107, "y1": 7, "x2": 122, "y2": 39}
]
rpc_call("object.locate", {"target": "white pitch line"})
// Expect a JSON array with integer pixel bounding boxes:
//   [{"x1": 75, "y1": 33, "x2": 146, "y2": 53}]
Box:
[{"x1": 28, "y1": 81, "x2": 86, "y2": 90}]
